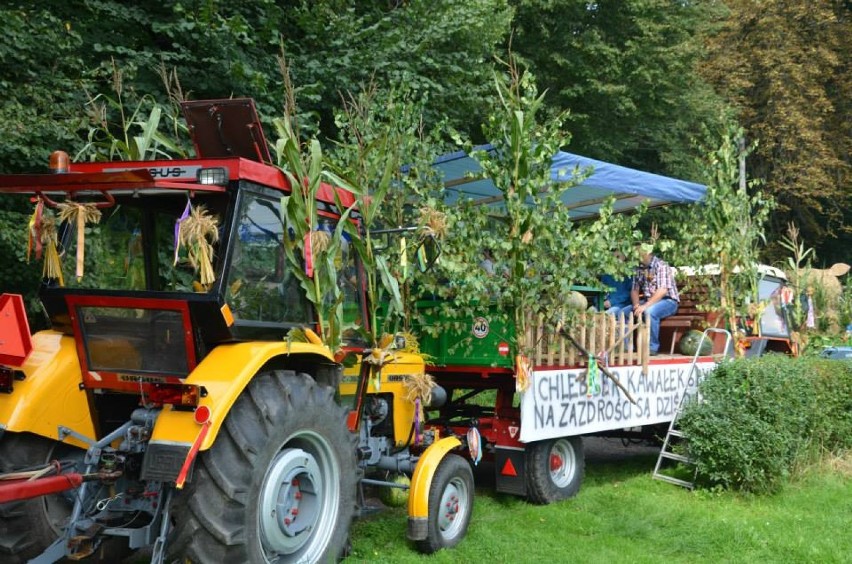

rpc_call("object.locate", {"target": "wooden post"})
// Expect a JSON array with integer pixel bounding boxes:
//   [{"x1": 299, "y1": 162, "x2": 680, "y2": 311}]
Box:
[
  {"x1": 579, "y1": 313, "x2": 587, "y2": 367},
  {"x1": 546, "y1": 312, "x2": 561, "y2": 366},
  {"x1": 607, "y1": 314, "x2": 615, "y2": 364},
  {"x1": 627, "y1": 312, "x2": 634, "y2": 365}
]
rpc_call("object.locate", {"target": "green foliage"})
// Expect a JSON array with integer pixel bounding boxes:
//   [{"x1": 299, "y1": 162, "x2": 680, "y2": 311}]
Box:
[
  {"x1": 426, "y1": 57, "x2": 643, "y2": 357},
  {"x1": 0, "y1": 6, "x2": 89, "y2": 172},
  {"x1": 700, "y1": 0, "x2": 851, "y2": 262},
  {"x1": 510, "y1": 0, "x2": 729, "y2": 179},
  {"x1": 839, "y1": 281, "x2": 852, "y2": 330},
  {"x1": 777, "y1": 222, "x2": 814, "y2": 332},
  {"x1": 284, "y1": 0, "x2": 513, "y2": 140},
  {"x1": 272, "y1": 56, "x2": 359, "y2": 350},
  {"x1": 75, "y1": 61, "x2": 187, "y2": 162},
  {"x1": 329, "y1": 83, "x2": 448, "y2": 343},
  {"x1": 666, "y1": 122, "x2": 774, "y2": 333},
  {"x1": 679, "y1": 355, "x2": 852, "y2": 493}
]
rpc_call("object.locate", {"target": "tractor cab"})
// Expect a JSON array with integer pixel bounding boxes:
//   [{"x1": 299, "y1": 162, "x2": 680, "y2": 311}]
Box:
[{"x1": 0, "y1": 99, "x2": 360, "y2": 400}]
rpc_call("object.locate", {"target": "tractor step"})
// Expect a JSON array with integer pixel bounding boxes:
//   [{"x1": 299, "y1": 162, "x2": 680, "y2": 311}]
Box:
[{"x1": 67, "y1": 523, "x2": 104, "y2": 560}]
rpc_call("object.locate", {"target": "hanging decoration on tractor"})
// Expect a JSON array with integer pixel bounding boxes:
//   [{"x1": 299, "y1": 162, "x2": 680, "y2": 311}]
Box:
[
  {"x1": 56, "y1": 202, "x2": 102, "y2": 280},
  {"x1": 404, "y1": 371, "x2": 436, "y2": 445},
  {"x1": 26, "y1": 197, "x2": 44, "y2": 262},
  {"x1": 365, "y1": 333, "x2": 396, "y2": 392},
  {"x1": 39, "y1": 215, "x2": 64, "y2": 286},
  {"x1": 174, "y1": 198, "x2": 192, "y2": 265},
  {"x1": 515, "y1": 354, "x2": 531, "y2": 393},
  {"x1": 177, "y1": 205, "x2": 219, "y2": 287}
]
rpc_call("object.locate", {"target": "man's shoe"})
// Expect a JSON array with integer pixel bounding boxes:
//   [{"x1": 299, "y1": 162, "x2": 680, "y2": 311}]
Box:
[{"x1": 649, "y1": 350, "x2": 659, "y2": 356}]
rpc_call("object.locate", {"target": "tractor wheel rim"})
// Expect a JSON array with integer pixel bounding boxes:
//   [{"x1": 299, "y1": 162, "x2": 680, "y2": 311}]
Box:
[
  {"x1": 258, "y1": 432, "x2": 340, "y2": 561},
  {"x1": 437, "y1": 476, "x2": 469, "y2": 539}
]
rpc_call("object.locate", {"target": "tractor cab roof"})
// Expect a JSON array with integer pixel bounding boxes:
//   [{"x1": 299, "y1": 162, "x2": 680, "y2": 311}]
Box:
[{"x1": 0, "y1": 97, "x2": 355, "y2": 209}]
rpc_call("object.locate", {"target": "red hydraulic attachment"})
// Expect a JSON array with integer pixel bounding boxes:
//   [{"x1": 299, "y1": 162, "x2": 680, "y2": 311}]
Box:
[
  {"x1": 0, "y1": 470, "x2": 122, "y2": 504},
  {"x1": 0, "y1": 473, "x2": 83, "y2": 504}
]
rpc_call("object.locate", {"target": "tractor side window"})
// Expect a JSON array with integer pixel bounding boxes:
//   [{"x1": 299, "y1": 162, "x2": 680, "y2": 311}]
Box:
[
  {"x1": 225, "y1": 192, "x2": 311, "y2": 324},
  {"x1": 317, "y1": 217, "x2": 365, "y2": 346}
]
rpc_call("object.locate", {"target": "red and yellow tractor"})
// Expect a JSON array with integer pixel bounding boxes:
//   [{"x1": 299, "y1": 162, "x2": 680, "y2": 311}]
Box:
[{"x1": 0, "y1": 99, "x2": 472, "y2": 563}]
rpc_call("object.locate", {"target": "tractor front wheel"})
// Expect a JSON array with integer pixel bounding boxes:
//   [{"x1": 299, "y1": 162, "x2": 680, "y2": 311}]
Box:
[
  {"x1": 415, "y1": 454, "x2": 474, "y2": 554},
  {"x1": 168, "y1": 370, "x2": 358, "y2": 563}
]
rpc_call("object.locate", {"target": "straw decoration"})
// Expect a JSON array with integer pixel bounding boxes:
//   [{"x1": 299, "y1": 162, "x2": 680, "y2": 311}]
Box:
[
  {"x1": 404, "y1": 372, "x2": 435, "y2": 406},
  {"x1": 40, "y1": 216, "x2": 64, "y2": 286},
  {"x1": 311, "y1": 230, "x2": 330, "y2": 255},
  {"x1": 56, "y1": 202, "x2": 101, "y2": 280},
  {"x1": 178, "y1": 205, "x2": 219, "y2": 287},
  {"x1": 26, "y1": 198, "x2": 44, "y2": 262},
  {"x1": 418, "y1": 206, "x2": 447, "y2": 239}
]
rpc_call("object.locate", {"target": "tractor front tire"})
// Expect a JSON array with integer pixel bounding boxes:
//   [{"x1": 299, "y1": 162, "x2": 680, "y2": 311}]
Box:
[
  {"x1": 524, "y1": 436, "x2": 584, "y2": 505},
  {"x1": 168, "y1": 371, "x2": 358, "y2": 563},
  {"x1": 415, "y1": 454, "x2": 474, "y2": 554}
]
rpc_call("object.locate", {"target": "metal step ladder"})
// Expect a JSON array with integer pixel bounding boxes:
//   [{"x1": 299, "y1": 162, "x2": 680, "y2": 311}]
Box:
[{"x1": 652, "y1": 328, "x2": 732, "y2": 489}]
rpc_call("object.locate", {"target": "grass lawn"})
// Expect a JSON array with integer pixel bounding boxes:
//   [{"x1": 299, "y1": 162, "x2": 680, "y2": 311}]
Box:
[{"x1": 346, "y1": 441, "x2": 851, "y2": 563}]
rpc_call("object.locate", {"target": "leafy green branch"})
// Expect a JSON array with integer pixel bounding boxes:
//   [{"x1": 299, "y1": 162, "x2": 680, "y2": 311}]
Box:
[
  {"x1": 273, "y1": 51, "x2": 359, "y2": 352},
  {"x1": 429, "y1": 55, "x2": 643, "y2": 361}
]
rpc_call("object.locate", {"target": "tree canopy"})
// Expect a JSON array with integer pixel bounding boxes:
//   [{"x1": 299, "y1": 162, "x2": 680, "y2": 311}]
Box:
[{"x1": 0, "y1": 0, "x2": 848, "y2": 290}]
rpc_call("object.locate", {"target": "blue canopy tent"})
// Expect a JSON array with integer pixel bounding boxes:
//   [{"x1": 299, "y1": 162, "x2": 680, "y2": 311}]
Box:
[{"x1": 433, "y1": 145, "x2": 706, "y2": 219}]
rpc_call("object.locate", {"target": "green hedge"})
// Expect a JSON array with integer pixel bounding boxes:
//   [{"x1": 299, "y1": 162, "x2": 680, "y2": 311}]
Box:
[{"x1": 679, "y1": 354, "x2": 852, "y2": 493}]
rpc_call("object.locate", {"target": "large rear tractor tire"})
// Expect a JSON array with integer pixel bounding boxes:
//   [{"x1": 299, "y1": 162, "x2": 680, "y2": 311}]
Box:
[
  {"x1": 524, "y1": 436, "x2": 584, "y2": 505},
  {"x1": 0, "y1": 433, "x2": 87, "y2": 563},
  {"x1": 168, "y1": 371, "x2": 358, "y2": 563},
  {"x1": 415, "y1": 454, "x2": 474, "y2": 554}
]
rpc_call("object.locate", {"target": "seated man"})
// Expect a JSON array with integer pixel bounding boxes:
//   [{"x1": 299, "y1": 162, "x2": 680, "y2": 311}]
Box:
[{"x1": 625, "y1": 244, "x2": 679, "y2": 355}]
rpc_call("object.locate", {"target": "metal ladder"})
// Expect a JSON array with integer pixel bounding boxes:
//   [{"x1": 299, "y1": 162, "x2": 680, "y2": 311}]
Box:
[{"x1": 652, "y1": 328, "x2": 732, "y2": 489}]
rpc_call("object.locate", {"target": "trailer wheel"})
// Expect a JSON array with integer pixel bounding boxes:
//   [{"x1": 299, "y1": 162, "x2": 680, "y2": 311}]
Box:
[
  {"x1": 415, "y1": 454, "x2": 474, "y2": 554},
  {"x1": 525, "y1": 436, "x2": 584, "y2": 504},
  {"x1": 168, "y1": 371, "x2": 358, "y2": 564}
]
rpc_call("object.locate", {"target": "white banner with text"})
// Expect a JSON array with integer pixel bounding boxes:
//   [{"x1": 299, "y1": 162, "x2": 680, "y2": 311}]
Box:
[{"x1": 519, "y1": 361, "x2": 717, "y2": 443}]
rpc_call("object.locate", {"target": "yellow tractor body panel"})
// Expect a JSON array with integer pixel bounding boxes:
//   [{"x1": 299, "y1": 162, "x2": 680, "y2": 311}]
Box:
[
  {"x1": 338, "y1": 351, "x2": 425, "y2": 447},
  {"x1": 407, "y1": 435, "x2": 462, "y2": 519},
  {"x1": 0, "y1": 331, "x2": 94, "y2": 449},
  {"x1": 149, "y1": 341, "x2": 334, "y2": 450}
]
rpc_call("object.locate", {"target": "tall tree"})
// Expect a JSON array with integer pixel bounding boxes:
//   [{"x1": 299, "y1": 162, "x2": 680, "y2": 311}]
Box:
[
  {"x1": 0, "y1": 1, "x2": 513, "y2": 175},
  {"x1": 509, "y1": 0, "x2": 729, "y2": 180},
  {"x1": 700, "y1": 0, "x2": 850, "y2": 264}
]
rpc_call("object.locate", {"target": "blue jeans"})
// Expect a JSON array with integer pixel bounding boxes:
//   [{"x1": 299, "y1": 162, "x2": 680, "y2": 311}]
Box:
[
  {"x1": 606, "y1": 304, "x2": 632, "y2": 318},
  {"x1": 622, "y1": 298, "x2": 679, "y2": 353}
]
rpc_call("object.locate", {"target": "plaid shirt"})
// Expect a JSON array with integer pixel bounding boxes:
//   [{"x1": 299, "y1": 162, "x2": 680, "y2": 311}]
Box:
[{"x1": 632, "y1": 256, "x2": 679, "y2": 302}]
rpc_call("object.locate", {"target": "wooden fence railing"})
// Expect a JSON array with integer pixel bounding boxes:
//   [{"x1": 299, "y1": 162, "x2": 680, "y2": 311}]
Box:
[{"x1": 525, "y1": 311, "x2": 651, "y2": 371}]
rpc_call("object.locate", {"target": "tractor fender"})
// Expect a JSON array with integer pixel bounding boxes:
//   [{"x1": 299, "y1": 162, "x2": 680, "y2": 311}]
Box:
[
  {"x1": 0, "y1": 331, "x2": 94, "y2": 449},
  {"x1": 407, "y1": 436, "x2": 462, "y2": 540},
  {"x1": 149, "y1": 341, "x2": 334, "y2": 451}
]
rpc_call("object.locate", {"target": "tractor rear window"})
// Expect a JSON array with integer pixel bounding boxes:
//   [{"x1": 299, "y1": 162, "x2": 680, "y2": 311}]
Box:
[
  {"x1": 78, "y1": 306, "x2": 189, "y2": 376},
  {"x1": 58, "y1": 193, "x2": 226, "y2": 292}
]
